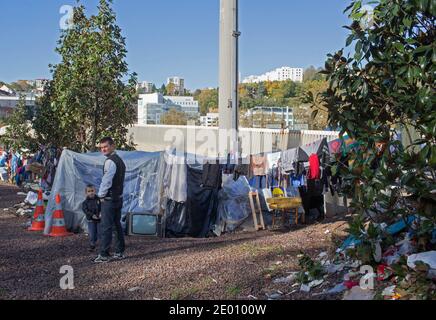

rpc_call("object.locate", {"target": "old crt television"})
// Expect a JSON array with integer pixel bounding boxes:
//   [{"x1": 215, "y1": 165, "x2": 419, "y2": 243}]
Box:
[{"x1": 127, "y1": 212, "x2": 163, "y2": 237}]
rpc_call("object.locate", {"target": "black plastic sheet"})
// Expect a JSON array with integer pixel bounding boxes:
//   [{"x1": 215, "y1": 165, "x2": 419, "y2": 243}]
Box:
[{"x1": 165, "y1": 166, "x2": 219, "y2": 238}]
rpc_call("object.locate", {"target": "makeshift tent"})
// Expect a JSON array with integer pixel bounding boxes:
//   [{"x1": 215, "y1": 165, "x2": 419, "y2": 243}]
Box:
[{"x1": 44, "y1": 150, "x2": 164, "y2": 235}]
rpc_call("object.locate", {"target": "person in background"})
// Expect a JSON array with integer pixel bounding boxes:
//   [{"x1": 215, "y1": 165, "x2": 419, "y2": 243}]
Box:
[
  {"x1": 82, "y1": 185, "x2": 101, "y2": 252},
  {"x1": 94, "y1": 137, "x2": 127, "y2": 263}
]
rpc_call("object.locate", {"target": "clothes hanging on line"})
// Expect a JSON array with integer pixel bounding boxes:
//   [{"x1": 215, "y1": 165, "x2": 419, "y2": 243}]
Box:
[
  {"x1": 250, "y1": 155, "x2": 269, "y2": 177},
  {"x1": 267, "y1": 152, "x2": 281, "y2": 170},
  {"x1": 308, "y1": 154, "x2": 321, "y2": 180},
  {"x1": 281, "y1": 148, "x2": 298, "y2": 172}
]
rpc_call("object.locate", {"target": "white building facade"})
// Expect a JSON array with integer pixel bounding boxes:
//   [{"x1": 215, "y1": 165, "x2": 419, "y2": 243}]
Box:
[
  {"x1": 0, "y1": 95, "x2": 36, "y2": 118},
  {"x1": 243, "y1": 67, "x2": 303, "y2": 84},
  {"x1": 138, "y1": 93, "x2": 199, "y2": 125},
  {"x1": 200, "y1": 113, "x2": 219, "y2": 127},
  {"x1": 246, "y1": 106, "x2": 295, "y2": 129},
  {"x1": 137, "y1": 81, "x2": 155, "y2": 93},
  {"x1": 167, "y1": 77, "x2": 185, "y2": 95}
]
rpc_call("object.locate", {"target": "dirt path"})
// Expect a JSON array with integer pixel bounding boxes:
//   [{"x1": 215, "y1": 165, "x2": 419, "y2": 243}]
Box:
[{"x1": 0, "y1": 183, "x2": 348, "y2": 300}]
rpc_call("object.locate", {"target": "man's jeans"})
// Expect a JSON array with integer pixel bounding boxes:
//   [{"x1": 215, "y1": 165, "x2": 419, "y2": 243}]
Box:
[
  {"x1": 88, "y1": 221, "x2": 101, "y2": 247},
  {"x1": 99, "y1": 199, "x2": 125, "y2": 257}
]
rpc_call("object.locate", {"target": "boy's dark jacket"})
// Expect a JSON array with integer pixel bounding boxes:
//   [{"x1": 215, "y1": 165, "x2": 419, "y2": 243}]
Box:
[{"x1": 82, "y1": 197, "x2": 101, "y2": 222}]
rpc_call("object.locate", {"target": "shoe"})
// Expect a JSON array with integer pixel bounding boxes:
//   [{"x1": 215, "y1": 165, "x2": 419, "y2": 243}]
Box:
[
  {"x1": 88, "y1": 246, "x2": 96, "y2": 252},
  {"x1": 94, "y1": 255, "x2": 111, "y2": 263},
  {"x1": 113, "y1": 253, "x2": 126, "y2": 261}
]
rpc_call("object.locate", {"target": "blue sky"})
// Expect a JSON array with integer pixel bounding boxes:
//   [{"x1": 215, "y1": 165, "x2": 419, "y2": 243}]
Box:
[{"x1": 0, "y1": 0, "x2": 351, "y2": 89}]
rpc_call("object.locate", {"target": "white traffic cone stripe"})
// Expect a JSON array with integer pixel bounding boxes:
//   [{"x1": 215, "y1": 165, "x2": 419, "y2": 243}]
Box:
[{"x1": 52, "y1": 219, "x2": 66, "y2": 227}]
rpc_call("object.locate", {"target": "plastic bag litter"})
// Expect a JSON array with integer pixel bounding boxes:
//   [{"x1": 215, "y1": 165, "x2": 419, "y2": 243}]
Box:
[
  {"x1": 327, "y1": 283, "x2": 347, "y2": 294},
  {"x1": 407, "y1": 251, "x2": 436, "y2": 270},
  {"x1": 273, "y1": 273, "x2": 298, "y2": 284},
  {"x1": 343, "y1": 287, "x2": 375, "y2": 300},
  {"x1": 24, "y1": 191, "x2": 38, "y2": 206}
]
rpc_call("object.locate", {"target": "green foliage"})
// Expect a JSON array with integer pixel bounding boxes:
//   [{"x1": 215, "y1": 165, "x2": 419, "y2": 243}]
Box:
[
  {"x1": 0, "y1": 95, "x2": 37, "y2": 153},
  {"x1": 317, "y1": 0, "x2": 435, "y2": 254},
  {"x1": 161, "y1": 108, "x2": 188, "y2": 126},
  {"x1": 44, "y1": 0, "x2": 137, "y2": 152},
  {"x1": 297, "y1": 253, "x2": 325, "y2": 284},
  {"x1": 193, "y1": 88, "x2": 219, "y2": 115}
]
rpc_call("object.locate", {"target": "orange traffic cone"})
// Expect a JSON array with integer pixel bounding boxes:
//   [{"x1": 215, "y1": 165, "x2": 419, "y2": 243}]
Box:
[
  {"x1": 28, "y1": 189, "x2": 45, "y2": 232},
  {"x1": 47, "y1": 194, "x2": 73, "y2": 237}
]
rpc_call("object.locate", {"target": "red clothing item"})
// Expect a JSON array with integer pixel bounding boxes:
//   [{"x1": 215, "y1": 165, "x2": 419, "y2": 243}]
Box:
[{"x1": 308, "y1": 154, "x2": 321, "y2": 180}]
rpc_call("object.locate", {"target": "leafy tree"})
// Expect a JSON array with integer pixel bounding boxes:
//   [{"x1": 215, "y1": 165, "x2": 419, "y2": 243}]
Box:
[
  {"x1": 166, "y1": 82, "x2": 176, "y2": 96},
  {"x1": 32, "y1": 81, "x2": 69, "y2": 149},
  {"x1": 159, "y1": 84, "x2": 167, "y2": 95},
  {"x1": 302, "y1": 80, "x2": 330, "y2": 130},
  {"x1": 161, "y1": 108, "x2": 188, "y2": 125},
  {"x1": 47, "y1": 0, "x2": 137, "y2": 152},
  {"x1": 0, "y1": 95, "x2": 37, "y2": 153},
  {"x1": 193, "y1": 88, "x2": 218, "y2": 115},
  {"x1": 303, "y1": 66, "x2": 325, "y2": 82},
  {"x1": 313, "y1": 0, "x2": 435, "y2": 260}
]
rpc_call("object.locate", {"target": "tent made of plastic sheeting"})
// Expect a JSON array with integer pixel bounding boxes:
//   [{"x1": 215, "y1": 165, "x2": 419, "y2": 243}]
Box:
[
  {"x1": 213, "y1": 175, "x2": 252, "y2": 236},
  {"x1": 43, "y1": 150, "x2": 164, "y2": 235}
]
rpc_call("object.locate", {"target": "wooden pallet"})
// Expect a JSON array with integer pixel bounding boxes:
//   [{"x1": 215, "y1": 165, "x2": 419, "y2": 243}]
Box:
[{"x1": 248, "y1": 191, "x2": 266, "y2": 231}]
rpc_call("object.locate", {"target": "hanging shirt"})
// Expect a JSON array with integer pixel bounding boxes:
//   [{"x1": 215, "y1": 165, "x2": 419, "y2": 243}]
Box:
[
  {"x1": 328, "y1": 139, "x2": 342, "y2": 155},
  {"x1": 250, "y1": 155, "x2": 269, "y2": 176},
  {"x1": 308, "y1": 154, "x2": 321, "y2": 180},
  {"x1": 281, "y1": 148, "x2": 298, "y2": 172},
  {"x1": 267, "y1": 152, "x2": 281, "y2": 170}
]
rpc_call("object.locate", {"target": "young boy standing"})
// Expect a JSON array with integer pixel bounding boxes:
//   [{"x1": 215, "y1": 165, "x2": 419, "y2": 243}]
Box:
[{"x1": 82, "y1": 185, "x2": 101, "y2": 252}]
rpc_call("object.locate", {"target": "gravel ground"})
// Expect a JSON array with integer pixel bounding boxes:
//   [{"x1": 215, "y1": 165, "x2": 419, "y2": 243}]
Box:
[{"x1": 0, "y1": 182, "x2": 349, "y2": 300}]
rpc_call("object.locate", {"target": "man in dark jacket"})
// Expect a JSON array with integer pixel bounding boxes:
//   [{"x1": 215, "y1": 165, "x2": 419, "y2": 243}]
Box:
[{"x1": 94, "y1": 137, "x2": 127, "y2": 263}]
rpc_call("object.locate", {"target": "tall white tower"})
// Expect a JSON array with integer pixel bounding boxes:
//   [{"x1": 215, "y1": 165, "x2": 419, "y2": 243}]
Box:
[{"x1": 219, "y1": 0, "x2": 240, "y2": 155}]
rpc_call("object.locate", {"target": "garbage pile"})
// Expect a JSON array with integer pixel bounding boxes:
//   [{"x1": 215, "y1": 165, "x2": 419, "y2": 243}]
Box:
[
  {"x1": 7, "y1": 190, "x2": 50, "y2": 222},
  {"x1": 265, "y1": 214, "x2": 436, "y2": 300}
]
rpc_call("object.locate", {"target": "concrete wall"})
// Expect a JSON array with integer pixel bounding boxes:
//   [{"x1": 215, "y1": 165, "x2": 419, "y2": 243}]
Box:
[{"x1": 128, "y1": 124, "x2": 339, "y2": 156}]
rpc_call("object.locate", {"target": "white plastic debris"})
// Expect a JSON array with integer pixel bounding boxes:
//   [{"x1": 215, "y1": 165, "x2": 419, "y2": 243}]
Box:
[
  {"x1": 17, "y1": 192, "x2": 27, "y2": 196},
  {"x1": 24, "y1": 191, "x2": 38, "y2": 206},
  {"x1": 300, "y1": 284, "x2": 311, "y2": 293},
  {"x1": 327, "y1": 283, "x2": 347, "y2": 294},
  {"x1": 324, "y1": 229, "x2": 331, "y2": 234},
  {"x1": 267, "y1": 292, "x2": 283, "y2": 300},
  {"x1": 343, "y1": 287, "x2": 375, "y2": 300},
  {"x1": 309, "y1": 279, "x2": 324, "y2": 288},
  {"x1": 373, "y1": 242, "x2": 382, "y2": 263},
  {"x1": 273, "y1": 273, "x2": 298, "y2": 284},
  {"x1": 407, "y1": 251, "x2": 436, "y2": 270},
  {"x1": 382, "y1": 285, "x2": 396, "y2": 297},
  {"x1": 318, "y1": 252, "x2": 328, "y2": 259},
  {"x1": 326, "y1": 263, "x2": 345, "y2": 274},
  {"x1": 128, "y1": 287, "x2": 142, "y2": 292},
  {"x1": 397, "y1": 239, "x2": 415, "y2": 256}
]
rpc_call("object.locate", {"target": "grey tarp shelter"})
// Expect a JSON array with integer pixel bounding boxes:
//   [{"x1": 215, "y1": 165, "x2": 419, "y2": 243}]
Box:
[{"x1": 43, "y1": 150, "x2": 164, "y2": 235}]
